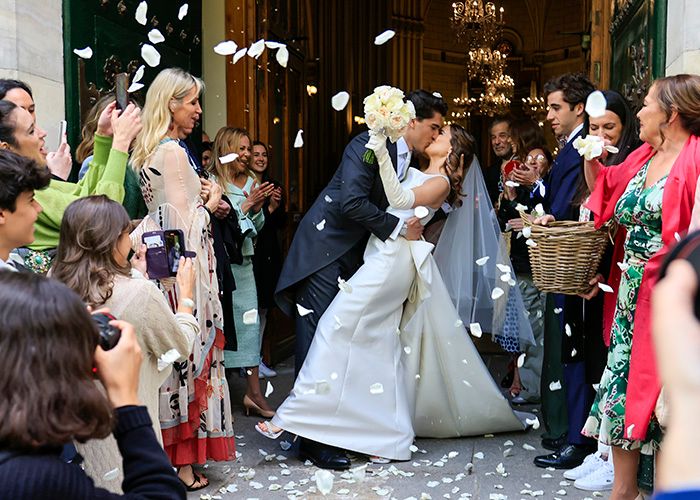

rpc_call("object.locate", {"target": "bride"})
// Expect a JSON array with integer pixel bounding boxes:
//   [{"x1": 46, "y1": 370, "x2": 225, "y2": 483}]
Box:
[{"x1": 257, "y1": 124, "x2": 529, "y2": 461}]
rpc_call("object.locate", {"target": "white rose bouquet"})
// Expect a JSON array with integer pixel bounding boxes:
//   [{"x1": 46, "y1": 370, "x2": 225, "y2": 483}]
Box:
[
  {"x1": 573, "y1": 134, "x2": 619, "y2": 161},
  {"x1": 362, "y1": 85, "x2": 416, "y2": 163}
]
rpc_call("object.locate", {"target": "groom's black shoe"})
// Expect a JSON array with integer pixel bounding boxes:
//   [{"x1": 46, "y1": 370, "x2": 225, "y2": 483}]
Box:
[
  {"x1": 299, "y1": 439, "x2": 351, "y2": 470},
  {"x1": 541, "y1": 435, "x2": 567, "y2": 451},
  {"x1": 533, "y1": 444, "x2": 595, "y2": 469}
]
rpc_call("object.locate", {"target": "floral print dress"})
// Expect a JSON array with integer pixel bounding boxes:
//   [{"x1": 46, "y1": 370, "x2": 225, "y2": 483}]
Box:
[{"x1": 582, "y1": 159, "x2": 663, "y2": 453}]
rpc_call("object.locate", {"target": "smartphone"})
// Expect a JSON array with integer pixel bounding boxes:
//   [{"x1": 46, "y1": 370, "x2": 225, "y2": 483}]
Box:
[
  {"x1": 503, "y1": 159, "x2": 522, "y2": 178},
  {"x1": 164, "y1": 230, "x2": 185, "y2": 274},
  {"x1": 142, "y1": 229, "x2": 196, "y2": 279},
  {"x1": 58, "y1": 120, "x2": 67, "y2": 146},
  {"x1": 115, "y1": 72, "x2": 129, "y2": 111}
]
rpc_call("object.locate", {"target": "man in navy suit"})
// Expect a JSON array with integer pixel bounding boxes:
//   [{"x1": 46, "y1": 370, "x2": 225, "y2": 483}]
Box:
[
  {"x1": 534, "y1": 73, "x2": 597, "y2": 470},
  {"x1": 275, "y1": 90, "x2": 447, "y2": 470}
]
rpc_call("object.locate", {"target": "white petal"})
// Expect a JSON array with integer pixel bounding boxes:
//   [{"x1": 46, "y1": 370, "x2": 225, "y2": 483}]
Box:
[
  {"x1": 515, "y1": 203, "x2": 528, "y2": 212},
  {"x1": 263, "y1": 381, "x2": 273, "y2": 397},
  {"x1": 508, "y1": 278, "x2": 516, "y2": 287},
  {"x1": 414, "y1": 206, "x2": 430, "y2": 219},
  {"x1": 276, "y1": 46, "x2": 289, "y2": 68},
  {"x1": 265, "y1": 41, "x2": 284, "y2": 49},
  {"x1": 505, "y1": 180, "x2": 520, "y2": 188},
  {"x1": 554, "y1": 307, "x2": 563, "y2": 314},
  {"x1": 248, "y1": 38, "x2": 266, "y2": 59},
  {"x1": 525, "y1": 416, "x2": 540, "y2": 429},
  {"x1": 351, "y1": 465, "x2": 367, "y2": 482},
  {"x1": 598, "y1": 282, "x2": 614, "y2": 293},
  {"x1": 73, "y1": 46, "x2": 93, "y2": 59},
  {"x1": 523, "y1": 443, "x2": 536, "y2": 451},
  {"x1": 404, "y1": 346, "x2": 412, "y2": 355},
  {"x1": 296, "y1": 304, "x2": 314, "y2": 316},
  {"x1": 675, "y1": 232, "x2": 682, "y2": 242},
  {"x1": 369, "y1": 382, "x2": 384, "y2": 394},
  {"x1": 539, "y1": 182, "x2": 547, "y2": 197},
  {"x1": 242, "y1": 308, "x2": 258, "y2": 325},
  {"x1": 526, "y1": 238, "x2": 537, "y2": 247},
  {"x1": 315, "y1": 219, "x2": 326, "y2": 231},
  {"x1": 148, "y1": 28, "x2": 165, "y2": 44},
  {"x1": 496, "y1": 463, "x2": 506, "y2": 475},
  {"x1": 315, "y1": 469, "x2": 334, "y2": 495},
  {"x1": 103, "y1": 468, "x2": 120, "y2": 481},
  {"x1": 454, "y1": 319, "x2": 464, "y2": 328},
  {"x1": 626, "y1": 424, "x2": 635, "y2": 438},
  {"x1": 233, "y1": 47, "x2": 248, "y2": 63},
  {"x1": 330, "y1": 372, "x2": 338, "y2": 380},
  {"x1": 517, "y1": 353, "x2": 526, "y2": 368},
  {"x1": 604, "y1": 144, "x2": 620, "y2": 154},
  {"x1": 127, "y1": 82, "x2": 144, "y2": 93},
  {"x1": 337, "y1": 277, "x2": 352, "y2": 293},
  {"x1": 549, "y1": 380, "x2": 562, "y2": 391},
  {"x1": 331, "y1": 91, "x2": 350, "y2": 111},
  {"x1": 178, "y1": 3, "x2": 189, "y2": 20},
  {"x1": 491, "y1": 287, "x2": 504, "y2": 300},
  {"x1": 157, "y1": 348, "x2": 181, "y2": 371},
  {"x1": 135, "y1": 1, "x2": 148, "y2": 25},
  {"x1": 133, "y1": 65, "x2": 145, "y2": 84},
  {"x1": 214, "y1": 40, "x2": 238, "y2": 55},
  {"x1": 565, "y1": 323, "x2": 572, "y2": 336},
  {"x1": 496, "y1": 264, "x2": 511, "y2": 273},
  {"x1": 141, "y1": 44, "x2": 161, "y2": 67},
  {"x1": 219, "y1": 152, "x2": 239, "y2": 164},
  {"x1": 294, "y1": 129, "x2": 304, "y2": 148},
  {"x1": 410, "y1": 444, "x2": 419, "y2": 452},
  {"x1": 571, "y1": 348, "x2": 577, "y2": 357},
  {"x1": 324, "y1": 195, "x2": 333, "y2": 203},
  {"x1": 427, "y1": 481, "x2": 439, "y2": 488},
  {"x1": 476, "y1": 256, "x2": 490, "y2": 267},
  {"x1": 374, "y1": 29, "x2": 396, "y2": 45},
  {"x1": 500, "y1": 273, "x2": 511, "y2": 282},
  {"x1": 469, "y1": 322, "x2": 482, "y2": 338},
  {"x1": 474, "y1": 452, "x2": 484, "y2": 459},
  {"x1": 585, "y1": 90, "x2": 607, "y2": 118}
]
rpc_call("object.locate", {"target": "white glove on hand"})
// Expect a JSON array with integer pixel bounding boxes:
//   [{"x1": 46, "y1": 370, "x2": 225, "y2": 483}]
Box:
[{"x1": 365, "y1": 132, "x2": 415, "y2": 210}]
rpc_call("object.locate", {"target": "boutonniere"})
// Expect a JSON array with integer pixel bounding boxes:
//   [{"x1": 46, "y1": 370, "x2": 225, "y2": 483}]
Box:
[{"x1": 362, "y1": 149, "x2": 376, "y2": 164}]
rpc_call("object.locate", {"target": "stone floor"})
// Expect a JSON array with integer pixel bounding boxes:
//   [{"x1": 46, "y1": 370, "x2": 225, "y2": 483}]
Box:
[{"x1": 189, "y1": 351, "x2": 611, "y2": 500}]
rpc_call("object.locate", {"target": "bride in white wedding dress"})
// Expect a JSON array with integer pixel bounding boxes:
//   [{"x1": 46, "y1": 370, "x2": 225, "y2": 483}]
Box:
[{"x1": 257, "y1": 124, "x2": 529, "y2": 461}]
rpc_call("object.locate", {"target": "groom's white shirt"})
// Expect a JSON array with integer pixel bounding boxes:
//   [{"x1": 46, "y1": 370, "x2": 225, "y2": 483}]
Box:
[{"x1": 388, "y1": 137, "x2": 411, "y2": 240}]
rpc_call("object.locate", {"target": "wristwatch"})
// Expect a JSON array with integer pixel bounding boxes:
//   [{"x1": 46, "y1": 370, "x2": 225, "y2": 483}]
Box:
[{"x1": 399, "y1": 222, "x2": 409, "y2": 236}]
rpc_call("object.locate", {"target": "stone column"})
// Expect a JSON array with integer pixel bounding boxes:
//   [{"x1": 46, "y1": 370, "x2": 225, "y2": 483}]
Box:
[{"x1": 665, "y1": 0, "x2": 700, "y2": 75}]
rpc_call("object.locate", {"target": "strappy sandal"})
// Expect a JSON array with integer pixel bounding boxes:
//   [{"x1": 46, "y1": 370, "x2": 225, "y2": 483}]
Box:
[
  {"x1": 178, "y1": 468, "x2": 208, "y2": 492},
  {"x1": 256, "y1": 421, "x2": 283, "y2": 439}
]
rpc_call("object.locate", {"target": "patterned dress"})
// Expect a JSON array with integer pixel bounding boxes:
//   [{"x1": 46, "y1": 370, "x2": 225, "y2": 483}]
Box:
[
  {"x1": 582, "y1": 159, "x2": 663, "y2": 454},
  {"x1": 137, "y1": 139, "x2": 235, "y2": 466}
]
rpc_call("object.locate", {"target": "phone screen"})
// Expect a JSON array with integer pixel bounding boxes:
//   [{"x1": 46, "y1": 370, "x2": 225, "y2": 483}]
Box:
[
  {"x1": 164, "y1": 231, "x2": 184, "y2": 274},
  {"x1": 58, "y1": 120, "x2": 67, "y2": 145},
  {"x1": 115, "y1": 73, "x2": 129, "y2": 111}
]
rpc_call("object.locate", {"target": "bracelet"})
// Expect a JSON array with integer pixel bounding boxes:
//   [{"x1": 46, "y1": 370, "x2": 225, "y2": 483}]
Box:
[
  {"x1": 180, "y1": 298, "x2": 195, "y2": 309},
  {"x1": 399, "y1": 222, "x2": 409, "y2": 236}
]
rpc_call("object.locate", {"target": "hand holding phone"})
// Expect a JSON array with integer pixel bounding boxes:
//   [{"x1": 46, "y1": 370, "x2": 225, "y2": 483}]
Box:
[{"x1": 115, "y1": 73, "x2": 129, "y2": 111}]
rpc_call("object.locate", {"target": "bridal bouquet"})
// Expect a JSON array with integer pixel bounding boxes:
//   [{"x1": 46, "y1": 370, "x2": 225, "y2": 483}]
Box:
[
  {"x1": 362, "y1": 86, "x2": 415, "y2": 163},
  {"x1": 573, "y1": 134, "x2": 619, "y2": 161}
]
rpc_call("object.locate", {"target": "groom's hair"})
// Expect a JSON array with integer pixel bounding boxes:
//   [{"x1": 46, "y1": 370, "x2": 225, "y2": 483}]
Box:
[{"x1": 407, "y1": 90, "x2": 448, "y2": 120}]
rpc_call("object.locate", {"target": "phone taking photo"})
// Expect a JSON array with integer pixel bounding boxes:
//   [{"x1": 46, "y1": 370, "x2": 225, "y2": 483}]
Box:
[
  {"x1": 58, "y1": 120, "x2": 67, "y2": 146},
  {"x1": 142, "y1": 229, "x2": 196, "y2": 279},
  {"x1": 115, "y1": 72, "x2": 129, "y2": 111}
]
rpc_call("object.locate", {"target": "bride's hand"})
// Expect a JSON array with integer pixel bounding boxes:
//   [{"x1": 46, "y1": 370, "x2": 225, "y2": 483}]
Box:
[{"x1": 366, "y1": 132, "x2": 387, "y2": 155}]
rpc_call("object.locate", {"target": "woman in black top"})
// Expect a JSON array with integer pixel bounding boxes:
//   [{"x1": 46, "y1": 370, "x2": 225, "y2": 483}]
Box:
[{"x1": 0, "y1": 271, "x2": 185, "y2": 499}]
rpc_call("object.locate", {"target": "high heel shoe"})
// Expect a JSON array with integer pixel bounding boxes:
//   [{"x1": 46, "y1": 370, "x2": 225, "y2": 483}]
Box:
[{"x1": 243, "y1": 394, "x2": 275, "y2": 418}]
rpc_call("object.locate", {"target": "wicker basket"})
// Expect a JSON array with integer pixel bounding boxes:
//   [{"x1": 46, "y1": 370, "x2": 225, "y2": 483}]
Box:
[{"x1": 522, "y1": 217, "x2": 611, "y2": 295}]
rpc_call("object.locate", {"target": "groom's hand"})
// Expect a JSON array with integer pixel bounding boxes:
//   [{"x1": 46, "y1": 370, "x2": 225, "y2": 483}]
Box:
[{"x1": 404, "y1": 216, "x2": 423, "y2": 241}]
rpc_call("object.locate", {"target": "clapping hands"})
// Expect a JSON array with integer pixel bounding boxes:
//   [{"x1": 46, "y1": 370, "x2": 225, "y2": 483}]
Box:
[{"x1": 242, "y1": 181, "x2": 275, "y2": 214}]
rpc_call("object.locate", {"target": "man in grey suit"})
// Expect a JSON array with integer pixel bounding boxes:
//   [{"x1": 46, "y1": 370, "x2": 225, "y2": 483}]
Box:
[{"x1": 275, "y1": 90, "x2": 448, "y2": 469}]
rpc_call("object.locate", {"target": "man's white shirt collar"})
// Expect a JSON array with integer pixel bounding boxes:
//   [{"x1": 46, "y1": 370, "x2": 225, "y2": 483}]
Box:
[{"x1": 567, "y1": 123, "x2": 584, "y2": 144}]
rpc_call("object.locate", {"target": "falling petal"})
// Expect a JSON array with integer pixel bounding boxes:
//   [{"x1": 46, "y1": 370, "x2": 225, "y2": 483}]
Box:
[
  {"x1": 526, "y1": 238, "x2": 537, "y2": 247},
  {"x1": 454, "y1": 319, "x2": 464, "y2": 328},
  {"x1": 565, "y1": 323, "x2": 572, "y2": 336},
  {"x1": 324, "y1": 195, "x2": 333, "y2": 203},
  {"x1": 337, "y1": 277, "x2": 353, "y2": 293},
  {"x1": 276, "y1": 46, "x2": 289, "y2": 67},
  {"x1": 294, "y1": 129, "x2": 304, "y2": 148},
  {"x1": 585, "y1": 90, "x2": 607, "y2": 118},
  {"x1": 554, "y1": 307, "x2": 563, "y2": 314},
  {"x1": 296, "y1": 304, "x2": 314, "y2": 316},
  {"x1": 214, "y1": 40, "x2": 238, "y2": 55},
  {"x1": 265, "y1": 41, "x2": 284, "y2": 49},
  {"x1": 404, "y1": 346, "x2": 412, "y2": 355},
  {"x1": 135, "y1": 1, "x2": 147, "y2": 25},
  {"x1": 141, "y1": 44, "x2": 161, "y2": 67},
  {"x1": 626, "y1": 424, "x2": 635, "y2": 438},
  {"x1": 242, "y1": 308, "x2": 258, "y2": 325},
  {"x1": 522, "y1": 226, "x2": 532, "y2": 238},
  {"x1": 248, "y1": 38, "x2": 266, "y2": 59},
  {"x1": 617, "y1": 262, "x2": 630, "y2": 272},
  {"x1": 515, "y1": 203, "x2": 528, "y2": 212},
  {"x1": 127, "y1": 82, "x2": 144, "y2": 93},
  {"x1": 517, "y1": 353, "x2": 526, "y2": 368},
  {"x1": 505, "y1": 180, "x2": 520, "y2": 188},
  {"x1": 73, "y1": 46, "x2": 93, "y2": 59},
  {"x1": 103, "y1": 468, "x2": 120, "y2": 481},
  {"x1": 508, "y1": 278, "x2": 516, "y2": 287},
  {"x1": 549, "y1": 380, "x2": 562, "y2": 391},
  {"x1": 315, "y1": 219, "x2": 326, "y2": 231},
  {"x1": 571, "y1": 348, "x2": 577, "y2": 357},
  {"x1": 330, "y1": 372, "x2": 338, "y2": 380},
  {"x1": 598, "y1": 282, "x2": 614, "y2": 293},
  {"x1": 133, "y1": 65, "x2": 145, "y2": 83},
  {"x1": 374, "y1": 29, "x2": 396, "y2": 45},
  {"x1": 178, "y1": 3, "x2": 188, "y2": 20},
  {"x1": 148, "y1": 28, "x2": 165, "y2": 44},
  {"x1": 476, "y1": 256, "x2": 490, "y2": 266},
  {"x1": 219, "y1": 152, "x2": 239, "y2": 164},
  {"x1": 331, "y1": 91, "x2": 350, "y2": 111},
  {"x1": 463, "y1": 380, "x2": 472, "y2": 387},
  {"x1": 491, "y1": 287, "x2": 504, "y2": 300},
  {"x1": 157, "y1": 348, "x2": 181, "y2": 371},
  {"x1": 496, "y1": 264, "x2": 510, "y2": 273},
  {"x1": 500, "y1": 273, "x2": 511, "y2": 283},
  {"x1": 369, "y1": 382, "x2": 384, "y2": 394},
  {"x1": 469, "y1": 322, "x2": 482, "y2": 338},
  {"x1": 233, "y1": 47, "x2": 248, "y2": 63},
  {"x1": 414, "y1": 206, "x2": 430, "y2": 219}
]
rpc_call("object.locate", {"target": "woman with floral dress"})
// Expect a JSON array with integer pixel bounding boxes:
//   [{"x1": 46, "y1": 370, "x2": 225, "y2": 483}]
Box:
[
  {"x1": 130, "y1": 68, "x2": 235, "y2": 491},
  {"x1": 581, "y1": 75, "x2": 700, "y2": 500}
]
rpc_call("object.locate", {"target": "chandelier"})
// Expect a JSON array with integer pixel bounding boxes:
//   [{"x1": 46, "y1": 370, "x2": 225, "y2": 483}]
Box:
[
  {"x1": 451, "y1": 1, "x2": 504, "y2": 49},
  {"x1": 522, "y1": 81, "x2": 547, "y2": 125},
  {"x1": 466, "y1": 47, "x2": 506, "y2": 80}
]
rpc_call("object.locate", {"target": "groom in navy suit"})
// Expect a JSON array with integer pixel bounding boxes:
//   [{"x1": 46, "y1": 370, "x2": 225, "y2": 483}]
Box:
[{"x1": 275, "y1": 90, "x2": 448, "y2": 469}]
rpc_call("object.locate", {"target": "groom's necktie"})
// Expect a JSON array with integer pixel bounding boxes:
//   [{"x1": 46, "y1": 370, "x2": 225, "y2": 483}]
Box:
[{"x1": 398, "y1": 151, "x2": 411, "y2": 181}]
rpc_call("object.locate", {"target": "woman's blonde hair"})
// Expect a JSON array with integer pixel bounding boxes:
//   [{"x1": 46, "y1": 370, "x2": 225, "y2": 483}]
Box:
[
  {"x1": 209, "y1": 127, "x2": 253, "y2": 186},
  {"x1": 131, "y1": 67, "x2": 204, "y2": 170}
]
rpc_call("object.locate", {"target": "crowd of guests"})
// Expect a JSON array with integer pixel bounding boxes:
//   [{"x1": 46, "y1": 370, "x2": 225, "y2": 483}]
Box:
[{"x1": 0, "y1": 66, "x2": 700, "y2": 500}]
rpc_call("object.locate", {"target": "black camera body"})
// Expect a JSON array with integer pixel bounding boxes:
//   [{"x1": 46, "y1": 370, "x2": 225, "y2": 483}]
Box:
[{"x1": 93, "y1": 312, "x2": 121, "y2": 350}]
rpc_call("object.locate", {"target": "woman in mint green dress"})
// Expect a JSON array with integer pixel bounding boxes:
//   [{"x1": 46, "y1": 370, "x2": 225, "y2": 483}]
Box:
[{"x1": 210, "y1": 127, "x2": 276, "y2": 418}]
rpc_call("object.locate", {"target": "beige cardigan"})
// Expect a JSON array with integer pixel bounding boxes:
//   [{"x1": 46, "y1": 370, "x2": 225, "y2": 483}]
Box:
[{"x1": 76, "y1": 272, "x2": 198, "y2": 492}]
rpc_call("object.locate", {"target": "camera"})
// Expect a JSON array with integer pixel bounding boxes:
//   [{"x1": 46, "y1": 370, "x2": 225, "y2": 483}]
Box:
[{"x1": 93, "y1": 312, "x2": 121, "y2": 350}]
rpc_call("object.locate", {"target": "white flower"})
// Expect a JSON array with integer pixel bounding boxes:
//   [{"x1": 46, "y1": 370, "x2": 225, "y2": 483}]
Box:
[{"x1": 573, "y1": 134, "x2": 620, "y2": 160}]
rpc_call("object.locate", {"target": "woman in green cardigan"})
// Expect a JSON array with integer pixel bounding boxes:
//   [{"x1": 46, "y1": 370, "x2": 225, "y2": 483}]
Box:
[{"x1": 0, "y1": 99, "x2": 142, "y2": 272}]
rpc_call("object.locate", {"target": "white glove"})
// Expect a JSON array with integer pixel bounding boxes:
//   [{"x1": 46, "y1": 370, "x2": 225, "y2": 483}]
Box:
[{"x1": 366, "y1": 133, "x2": 415, "y2": 210}]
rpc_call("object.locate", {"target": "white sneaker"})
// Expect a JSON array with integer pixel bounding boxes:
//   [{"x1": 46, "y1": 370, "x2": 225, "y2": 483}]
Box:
[
  {"x1": 563, "y1": 451, "x2": 605, "y2": 480},
  {"x1": 574, "y1": 460, "x2": 614, "y2": 491},
  {"x1": 259, "y1": 361, "x2": 277, "y2": 378}
]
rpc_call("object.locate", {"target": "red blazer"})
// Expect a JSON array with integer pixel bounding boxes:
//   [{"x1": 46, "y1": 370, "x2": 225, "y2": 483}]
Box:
[{"x1": 586, "y1": 136, "x2": 700, "y2": 440}]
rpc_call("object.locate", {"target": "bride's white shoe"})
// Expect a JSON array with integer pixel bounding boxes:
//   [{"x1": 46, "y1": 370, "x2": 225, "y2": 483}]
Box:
[{"x1": 256, "y1": 421, "x2": 283, "y2": 439}]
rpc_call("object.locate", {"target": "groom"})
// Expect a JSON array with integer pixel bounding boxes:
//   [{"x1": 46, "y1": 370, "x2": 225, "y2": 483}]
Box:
[{"x1": 275, "y1": 89, "x2": 448, "y2": 470}]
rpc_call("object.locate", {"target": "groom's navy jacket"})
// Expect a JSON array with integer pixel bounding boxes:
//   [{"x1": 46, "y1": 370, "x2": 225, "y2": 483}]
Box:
[
  {"x1": 275, "y1": 131, "x2": 402, "y2": 316},
  {"x1": 544, "y1": 130, "x2": 583, "y2": 222}
]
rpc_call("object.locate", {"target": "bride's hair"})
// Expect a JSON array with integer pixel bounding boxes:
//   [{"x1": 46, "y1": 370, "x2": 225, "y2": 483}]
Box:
[{"x1": 443, "y1": 124, "x2": 475, "y2": 206}]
